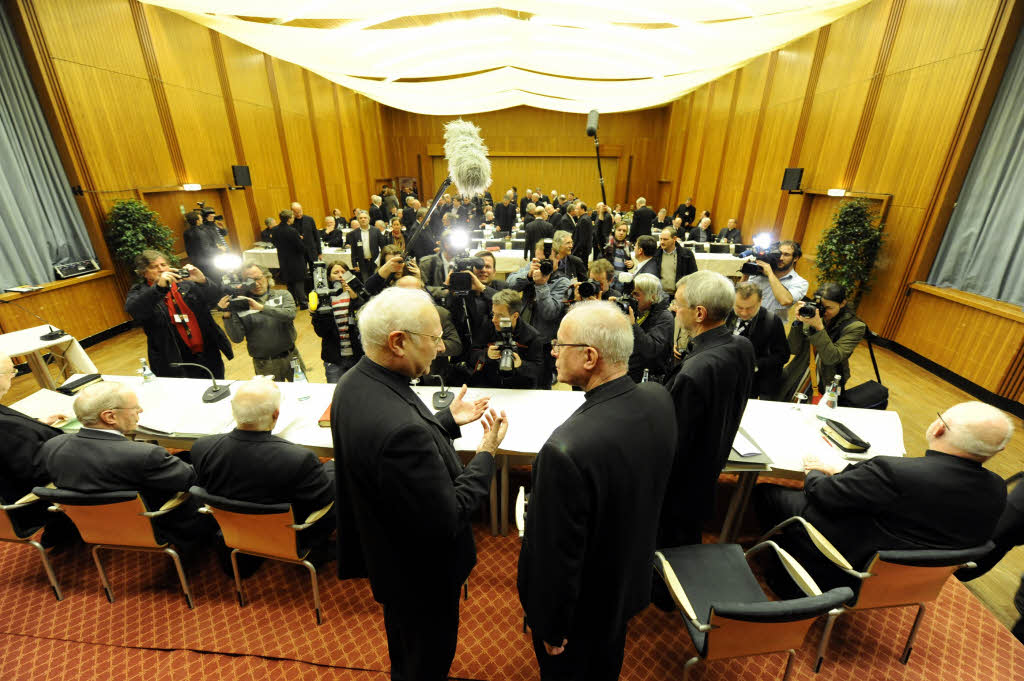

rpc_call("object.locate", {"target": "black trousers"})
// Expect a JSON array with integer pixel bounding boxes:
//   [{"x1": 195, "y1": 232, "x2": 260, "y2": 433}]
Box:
[
  {"x1": 531, "y1": 617, "x2": 628, "y2": 681},
  {"x1": 381, "y1": 588, "x2": 461, "y2": 681},
  {"x1": 285, "y1": 280, "x2": 307, "y2": 309}
]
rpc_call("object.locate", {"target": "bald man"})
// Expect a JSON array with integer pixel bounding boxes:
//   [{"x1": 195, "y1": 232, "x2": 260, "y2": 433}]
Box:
[
  {"x1": 755, "y1": 400, "x2": 1013, "y2": 590},
  {"x1": 331, "y1": 287, "x2": 508, "y2": 681}
]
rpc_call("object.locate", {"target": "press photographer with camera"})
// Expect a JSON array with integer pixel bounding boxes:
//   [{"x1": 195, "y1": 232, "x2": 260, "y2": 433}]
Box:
[
  {"x1": 310, "y1": 262, "x2": 364, "y2": 383},
  {"x1": 469, "y1": 289, "x2": 543, "y2": 389},
  {"x1": 183, "y1": 208, "x2": 226, "y2": 278},
  {"x1": 419, "y1": 229, "x2": 477, "y2": 302},
  {"x1": 785, "y1": 283, "x2": 866, "y2": 397},
  {"x1": 218, "y1": 262, "x2": 306, "y2": 382},
  {"x1": 740, "y1": 239, "x2": 808, "y2": 315},
  {"x1": 625, "y1": 273, "x2": 674, "y2": 383},
  {"x1": 472, "y1": 250, "x2": 506, "y2": 291},
  {"x1": 573, "y1": 259, "x2": 620, "y2": 302},
  {"x1": 125, "y1": 250, "x2": 233, "y2": 379}
]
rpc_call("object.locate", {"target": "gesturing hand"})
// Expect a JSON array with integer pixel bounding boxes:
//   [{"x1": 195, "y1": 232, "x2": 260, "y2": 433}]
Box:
[
  {"x1": 449, "y1": 384, "x2": 491, "y2": 426},
  {"x1": 544, "y1": 639, "x2": 568, "y2": 656},
  {"x1": 477, "y1": 408, "x2": 509, "y2": 454}
]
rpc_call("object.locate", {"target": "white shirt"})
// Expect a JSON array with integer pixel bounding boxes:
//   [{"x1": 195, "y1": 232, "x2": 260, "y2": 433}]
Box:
[{"x1": 748, "y1": 269, "x2": 808, "y2": 315}]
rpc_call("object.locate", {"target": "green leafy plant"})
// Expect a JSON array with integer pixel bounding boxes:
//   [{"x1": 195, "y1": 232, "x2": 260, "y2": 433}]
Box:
[
  {"x1": 814, "y1": 198, "x2": 885, "y2": 308},
  {"x1": 105, "y1": 198, "x2": 177, "y2": 276}
]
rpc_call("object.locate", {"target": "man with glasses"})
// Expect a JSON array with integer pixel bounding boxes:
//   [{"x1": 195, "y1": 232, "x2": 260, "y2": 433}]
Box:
[
  {"x1": 519, "y1": 301, "x2": 675, "y2": 680},
  {"x1": 40, "y1": 381, "x2": 212, "y2": 558},
  {"x1": 219, "y1": 262, "x2": 305, "y2": 382},
  {"x1": 331, "y1": 287, "x2": 509, "y2": 681}
]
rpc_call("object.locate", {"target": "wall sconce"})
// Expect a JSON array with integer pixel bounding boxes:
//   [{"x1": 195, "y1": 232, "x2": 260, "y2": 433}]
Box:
[{"x1": 827, "y1": 188, "x2": 846, "y2": 197}]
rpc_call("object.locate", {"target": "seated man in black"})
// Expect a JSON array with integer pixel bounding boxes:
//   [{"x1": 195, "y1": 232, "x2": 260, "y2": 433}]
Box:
[
  {"x1": 191, "y1": 378, "x2": 336, "y2": 569},
  {"x1": 754, "y1": 401, "x2": 1012, "y2": 592},
  {"x1": 470, "y1": 289, "x2": 543, "y2": 389},
  {"x1": 727, "y1": 282, "x2": 789, "y2": 399},
  {"x1": 41, "y1": 381, "x2": 211, "y2": 558}
]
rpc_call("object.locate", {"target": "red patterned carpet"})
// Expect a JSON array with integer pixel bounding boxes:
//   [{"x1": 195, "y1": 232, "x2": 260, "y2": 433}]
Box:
[{"x1": 0, "y1": 524, "x2": 1021, "y2": 680}]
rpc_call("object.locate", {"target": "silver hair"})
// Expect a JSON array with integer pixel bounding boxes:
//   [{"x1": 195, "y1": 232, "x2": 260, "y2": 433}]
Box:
[
  {"x1": 553, "y1": 230, "x2": 572, "y2": 251},
  {"x1": 74, "y1": 381, "x2": 128, "y2": 426},
  {"x1": 677, "y1": 270, "x2": 735, "y2": 322},
  {"x1": 636, "y1": 197, "x2": 647, "y2": 206},
  {"x1": 372, "y1": 195, "x2": 381, "y2": 205},
  {"x1": 561, "y1": 301, "x2": 633, "y2": 366},
  {"x1": 263, "y1": 217, "x2": 275, "y2": 227},
  {"x1": 231, "y1": 378, "x2": 281, "y2": 429},
  {"x1": 632, "y1": 273, "x2": 665, "y2": 303},
  {"x1": 358, "y1": 287, "x2": 436, "y2": 351},
  {"x1": 941, "y1": 401, "x2": 1014, "y2": 457}
]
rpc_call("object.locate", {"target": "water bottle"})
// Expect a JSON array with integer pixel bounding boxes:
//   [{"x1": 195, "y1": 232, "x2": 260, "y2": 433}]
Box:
[
  {"x1": 818, "y1": 374, "x2": 841, "y2": 415},
  {"x1": 291, "y1": 357, "x2": 310, "y2": 401},
  {"x1": 139, "y1": 358, "x2": 156, "y2": 383},
  {"x1": 641, "y1": 368, "x2": 650, "y2": 383}
]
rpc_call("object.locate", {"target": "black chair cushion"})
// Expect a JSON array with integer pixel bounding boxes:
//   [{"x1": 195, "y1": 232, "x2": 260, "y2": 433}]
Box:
[
  {"x1": 32, "y1": 487, "x2": 138, "y2": 506},
  {"x1": 189, "y1": 486, "x2": 290, "y2": 515},
  {"x1": 713, "y1": 587, "x2": 854, "y2": 623},
  {"x1": 876, "y1": 542, "x2": 995, "y2": 568}
]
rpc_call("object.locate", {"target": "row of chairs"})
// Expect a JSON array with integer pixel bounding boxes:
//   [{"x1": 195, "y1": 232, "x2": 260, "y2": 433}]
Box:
[{"x1": 0, "y1": 486, "x2": 333, "y2": 625}]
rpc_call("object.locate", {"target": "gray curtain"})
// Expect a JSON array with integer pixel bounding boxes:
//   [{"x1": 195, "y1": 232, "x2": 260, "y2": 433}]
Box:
[
  {"x1": 928, "y1": 27, "x2": 1024, "y2": 305},
  {"x1": 0, "y1": 5, "x2": 94, "y2": 290}
]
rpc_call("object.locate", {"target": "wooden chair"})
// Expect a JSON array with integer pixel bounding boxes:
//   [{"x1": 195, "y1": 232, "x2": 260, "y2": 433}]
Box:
[
  {"x1": 189, "y1": 486, "x2": 333, "y2": 625},
  {"x1": 0, "y1": 492, "x2": 63, "y2": 601},
  {"x1": 655, "y1": 542, "x2": 853, "y2": 681},
  {"x1": 761, "y1": 516, "x2": 992, "y2": 670},
  {"x1": 32, "y1": 487, "x2": 194, "y2": 608}
]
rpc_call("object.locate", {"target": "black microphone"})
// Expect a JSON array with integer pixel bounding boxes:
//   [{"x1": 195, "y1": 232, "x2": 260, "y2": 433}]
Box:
[
  {"x1": 169, "y1": 362, "x2": 231, "y2": 403},
  {"x1": 586, "y1": 109, "x2": 599, "y2": 137},
  {"x1": 431, "y1": 374, "x2": 455, "y2": 409},
  {"x1": 0, "y1": 298, "x2": 66, "y2": 341}
]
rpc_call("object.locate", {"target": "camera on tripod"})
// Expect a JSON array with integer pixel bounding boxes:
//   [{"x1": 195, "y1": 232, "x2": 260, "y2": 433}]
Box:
[{"x1": 495, "y1": 317, "x2": 517, "y2": 373}]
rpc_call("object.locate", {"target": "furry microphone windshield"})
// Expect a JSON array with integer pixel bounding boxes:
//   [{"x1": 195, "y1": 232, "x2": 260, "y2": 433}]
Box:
[{"x1": 443, "y1": 119, "x2": 491, "y2": 197}]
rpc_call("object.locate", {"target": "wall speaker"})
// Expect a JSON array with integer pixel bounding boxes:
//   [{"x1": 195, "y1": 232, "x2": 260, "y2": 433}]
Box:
[
  {"x1": 232, "y1": 165, "x2": 251, "y2": 187},
  {"x1": 781, "y1": 167, "x2": 804, "y2": 191}
]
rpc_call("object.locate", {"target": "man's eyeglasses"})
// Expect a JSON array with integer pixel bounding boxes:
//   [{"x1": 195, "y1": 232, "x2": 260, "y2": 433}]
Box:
[
  {"x1": 402, "y1": 329, "x2": 445, "y2": 346},
  {"x1": 550, "y1": 341, "x2": 591, "y2": 354}
]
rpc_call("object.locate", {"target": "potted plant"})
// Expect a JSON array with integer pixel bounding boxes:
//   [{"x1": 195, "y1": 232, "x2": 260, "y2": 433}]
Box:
[
  {"x1": 814, "y1": 198, "x2": 885, "y2": 307},
  {"x1": 105, "y1": 198, "x2": 177, "y2": 276}
]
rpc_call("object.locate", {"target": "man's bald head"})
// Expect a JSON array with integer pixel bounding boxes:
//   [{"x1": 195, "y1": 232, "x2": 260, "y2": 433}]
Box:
[
  {"x1": 933, "y1": 401, "x2": 1014, "y2": 459},
  {"x1": 231, "y1": 378, "x2": 281, "y2": 431},
  {"x1": 0, "y1": 355, "x2": 15, "y2": 398},
  {"x1": 394, "y1": 275, "x2": 425, "y2": 290}
]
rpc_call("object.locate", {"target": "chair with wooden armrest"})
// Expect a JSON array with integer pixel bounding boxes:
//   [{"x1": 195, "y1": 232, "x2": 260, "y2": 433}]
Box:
[
  {"x1": 31, "y1": 486, "x2": 194, "y2": 608},
  {"x1": 188, "y1": 486, "x2": 333, "y2": 625},
  {"x1": 761, "y1": 516, "x2": 993, "y2": 670},
  {"x1": 655, "y1": 542, "x2": 853, "y2": 681},
  {"x1": 0, "y1": 491, "x2": 63, "y2": 601}
]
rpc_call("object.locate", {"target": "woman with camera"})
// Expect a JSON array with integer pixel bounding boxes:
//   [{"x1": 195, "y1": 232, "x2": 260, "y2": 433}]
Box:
[
  {"x1": 311, "y1": 262, "x2": 364, "y2": 383},
  {"x1": 125, "y1": 250, "x2": 233, "y2": 379},
  {"x1": 786, "y1": 282, "x2": 866, "y2": 396}
]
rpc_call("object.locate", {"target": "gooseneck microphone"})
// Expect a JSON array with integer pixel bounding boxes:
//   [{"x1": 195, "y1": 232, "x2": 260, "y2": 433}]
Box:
[
  {"x1": 404, "y1": 119, "x2": 492, "y2": 259},
  {"x1": 169, "y1": 362, "x2": 231, "y2": 403},
  {"x1": 431, "y1": 374, "x2": 455, "y2": 410},
  {"x1": 0, "y1": 298, "x2": 66, "y2": 341}
]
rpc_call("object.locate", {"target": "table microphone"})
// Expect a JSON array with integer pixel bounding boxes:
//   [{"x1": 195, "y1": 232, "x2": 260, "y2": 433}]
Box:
[
  {"x1": 0, "y1": 299, "x2": 66, "y2": 341},
  {"x1": 169, "y1": 362, "x2": 231, "y2": 403},
  {"x1": 432, "y1": 374, "x2": 455, "y2": 409}
]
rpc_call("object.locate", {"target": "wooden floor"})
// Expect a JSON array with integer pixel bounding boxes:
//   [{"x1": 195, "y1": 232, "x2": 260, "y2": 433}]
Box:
[{"x1": 3, "y1": 309, "x2": 1023, "y2": 631}]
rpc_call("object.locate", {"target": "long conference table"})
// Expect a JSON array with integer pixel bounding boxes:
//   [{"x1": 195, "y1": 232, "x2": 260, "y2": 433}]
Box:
[
  {"x1": 0, "y1": 325, "x2": 98, "y2": 390},
  {"x1": 15, "y1": 375, "x2": 905, "y2": 538},
  {"x1": 242, "y1": 247, "x2": 745, "y2": 278}
]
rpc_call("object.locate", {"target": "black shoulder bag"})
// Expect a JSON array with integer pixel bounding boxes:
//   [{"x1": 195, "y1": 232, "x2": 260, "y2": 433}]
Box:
[{"x1": 839, "y1": 327, "x2": 889, "y2": 410}]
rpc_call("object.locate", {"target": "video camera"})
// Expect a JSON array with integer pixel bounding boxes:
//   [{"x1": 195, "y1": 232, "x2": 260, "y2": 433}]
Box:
[
  {"x1": 740, "y1": 234, "x2": 782, "y2": 276},
  {"x1": 495, "y1": 317, "x2": 517, "y2": 373},
  {"x1": 309, "y1": 260, "x2": 367, "y2": 314},
  {"x1": 445, "y1": 228, "x2": 483, "y2": 294},
  {"x1": 196, "y1": 201, "x2": 223, "y2": 221},
  {"x1": 615, "y1": 273, "x2": 638, "y2": 317},
  {"x1": 539, "y1": 238, "x2": 554, "y2": 276},
  {"x1": 797, "y1": 294, "x2": 826, "y2": 320}
]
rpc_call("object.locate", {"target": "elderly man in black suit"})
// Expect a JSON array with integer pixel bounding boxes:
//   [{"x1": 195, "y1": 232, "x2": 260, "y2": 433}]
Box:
[
  {"x1": 291, "y1": 202, "x2": 322, "y2": 267},
  {"x1": 191, "y1": 378, "x2": 335, "y2": 567},
  {"x1": 345, "y1": 210, "x2": 386, "y2": 282},
  {"x1": 673, "y1": 196, "x2": 696, "y2": 228},
  {"x1": 661, "y1": 271, "x2": 754, "y2": 550},
  {"x1": 717, "y1": 218, "x2": 743, "y2": 244},
  {"x1": 271, "y1": 208, "x2": 310, "y2": 309},
  {"x1": 331, "y1": 287, "x2": 508, "y2": 681},
  {"x1": 523, "y1": 206, "x2": 554, "y2": 260},
  {"x1": 653, "y1": 227, "x2": 697, "y2": 294},
  {"x1": 566, "y1": 201, "x2": 594, "y2": 264},
  {"x1": 726, "y1": 283, "x2": 789, "y2": 399},
  {"x1": 756, "y1": 401, "x2": 1012, "y2": 592},
  {"x1": 629, "y1": 197, "x2": 656, "y2": 243},
  {"x1": 519, "y1": 301, "x2": 675, "y2": 680},
  {"x1": 41, "y1": 382, "x2": 211, "y2": 556},
  {"x1": 494, "y1": 190, "x2": 516, "y2": 232}
]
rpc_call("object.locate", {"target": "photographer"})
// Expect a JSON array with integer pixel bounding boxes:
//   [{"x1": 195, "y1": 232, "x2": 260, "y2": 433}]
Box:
[
  {"x1": 472, "y1": 250, "x2": 506, "y2": 291},
  {"x1": 183, "y1": 209, "x2": 224, "y2": 277},
  {"x1": 626, "y1": 273, "x2": 674, "y2": 383},
  {"x1": 125, "y1": 250, "x2": 232, "y2": 379},
  {"x1": 365, "y1": 248, "x2": 422, "y2": 296},
  {"x1": 785, "y1": 283, "x2": 866, "y2": 396},
  {"x1": 419, "y1": 229, "x2": 468, "y2": 302},
  {"x1": 218, "y1": 262, "x2": 306, "y2": 382},
  {"x1": 469, "y1": 290, "x2": 543, "y2": 389},
  {"x1": 741, "y1": 239, "x2": 808, "y2": 316},
  {"x1": 311, "y1": 262, "x2": 364, "y2": 383},
  {"x1": 573, "y1": 259, "x2": 620, "y2": 302}
]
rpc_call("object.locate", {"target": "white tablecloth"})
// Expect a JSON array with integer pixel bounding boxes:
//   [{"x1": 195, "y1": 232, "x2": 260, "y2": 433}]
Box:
[
  {"x1": 0, "y1": 325, "x2": 97, "y2": 389},
  {"x1": 244, "y1": 248, "x2": 528, "y2": 275}
]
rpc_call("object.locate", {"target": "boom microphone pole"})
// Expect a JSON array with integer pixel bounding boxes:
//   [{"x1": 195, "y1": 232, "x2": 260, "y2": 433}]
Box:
[
  {"x1": 404, "y1": 119, "x2": 492, "y2": 258},
  {"x1": 586, "y1": 109, "x2": 608, "y2": 207}
]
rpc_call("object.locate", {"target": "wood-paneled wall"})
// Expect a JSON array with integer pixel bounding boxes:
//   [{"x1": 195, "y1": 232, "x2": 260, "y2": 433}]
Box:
[
  {"x1": 384, "y1": 107, "x2": 667, "y2": 209},
  {"x1": 6, "y1": 0, "x2": 389, "y2": 336}
]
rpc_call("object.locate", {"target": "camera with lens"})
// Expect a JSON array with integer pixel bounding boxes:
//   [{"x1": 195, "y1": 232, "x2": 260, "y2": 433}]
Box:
[
  {"x1": 539, "y1": 238, "x2": 554, "y2": 276},
  {"x1": 221, "y1": 272, "x2": 258, "y2": 312},
  {"x1": 196, "y1": 201, "x2": 223, "y2": 221},
  {"x1": 740, "y1": 243, "x2": 782, "y2": 276},
  {"x1": 577, "y1": 279, "x2": 600, "y2": 299},
  {"x1": 449, "y1": 256, "x2": 484, "y2": 294},
  {"x1": 172, "y1": 268, "x2": 191, "y2": 279},
  {"x1": 796, "y1": 294, "x2": 826, "y2": 320},
  {"x1": 614, "y1": 274, "x2": 638, "y2": 317},
  {"x1": 496, "y1": 317, "x2": 517, "y2": 373}
]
